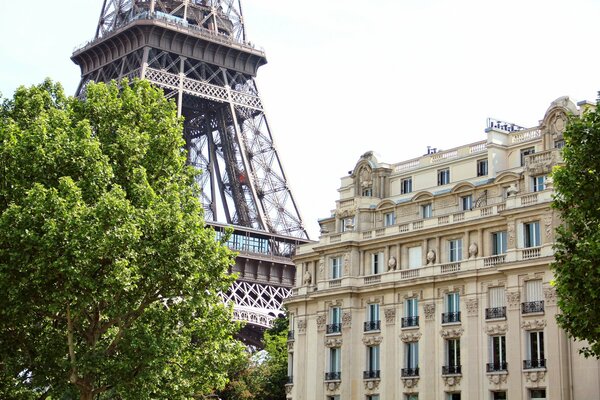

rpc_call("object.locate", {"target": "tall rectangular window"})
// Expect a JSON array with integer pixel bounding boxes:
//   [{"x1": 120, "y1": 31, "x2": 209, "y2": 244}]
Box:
[
  {"x1": 460, "y1": 195, "x2": 473, "y2": 211},
  {"x1": 521, "y1": 147, "x2": 535, "y2": 166},
  {"x1": 486, "y1": 286, "x2": 506, "y2": 319},
  {"x1": 443, "y1": 292, "x2": 460, "y2": 323},
  {"x1": 403, "y1": 298, "x2": 419, "y2": 327},
  {"x1": 384, "y1": 212, "x2": 396, "y2": 227},
  {"x1": 438, "y1": 168, "x2": 450, "y2": 185},
  {"x1": 526, "y1": 331, "x2": 545, "y2": 369},
  {"x1": 492, "y1": 231, "x2": 507, "y2": 255},
  {"x1": 421, "y1": 203, "x2": 432, "y2": 218},
  {"x1": 524, "y1": 221, "x2": 541, "y2": 248},
  {"x1": 371, "y1": 252, "x2": 384, "y2": 274},
  {"x1": 449, "y1": 239, "x2": 462, "y2": 262},
  {"x1": 330, "y1": 257, "x2": 341, "y2": 279},
  {"x1": 532, "y1": 175, "x2": 546, "y2": 192},
  {"x1": 445, "y1": 339, "x2": 461, "y2": 373},
  {"x1": 401, "y1": 177, "x2": 413, "y2": 194},
  {"x1": 340, "y1": 217, "x2": 354, "y2": 232},
  {"x1": 362, "y1": 187, "x2": 372, "y2": 197},
  {"x1": 365, "y1": 303, "x2": 380, "y2": 331},
  {"x1": 366, "y1": 345, "x2": 380, "y2": 373},
  {"x1": 488, "y1": 335, "x2": 507, "y2": 371},
  {"x1": 477, "y1": 159, "x2": 488, "y2": 176},
  {"x1": 405, "y1": 341, "x2": 419, "y2": 370},
  {"x1": 329, "y1": 347, "x2": 341, "y2": 374},
  {"x1": 408, "y1": 246, "x2": 422, "y2": 269}
]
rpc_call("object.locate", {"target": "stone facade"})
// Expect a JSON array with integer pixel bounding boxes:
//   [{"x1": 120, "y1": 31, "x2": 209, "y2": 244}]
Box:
[{"x1": 285, "y1": 97, "x2": 600, "y2": 400}]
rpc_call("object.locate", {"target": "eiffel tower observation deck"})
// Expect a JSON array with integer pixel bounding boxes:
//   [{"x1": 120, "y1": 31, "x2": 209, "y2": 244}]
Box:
[{"x1": 72, "y1": 0, "x2": 310, "y2": 347}]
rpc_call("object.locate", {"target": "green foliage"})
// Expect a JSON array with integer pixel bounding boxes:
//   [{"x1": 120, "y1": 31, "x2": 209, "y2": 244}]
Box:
[
  {"x1": 218, "y1": 316, "x2": 289, "y2": 400},
  {"x1": 552, "y1": 99, "x2": 600, "y2": 358},
  {"x1": 0, "y1": 79, "x2": 244, "y2": 399}
]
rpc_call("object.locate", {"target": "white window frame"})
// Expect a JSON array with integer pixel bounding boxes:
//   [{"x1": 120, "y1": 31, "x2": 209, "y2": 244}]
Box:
[
  {"x1": 401, "y1": 177, "x2": 413, "y2": 194},
  {"x1": 446, "y1": 292, "x2": 460, "y2": 313},
  {"x1": 488, "y1": 287, "x2": 505, "y2": 309},
  {"x1": 489, "y1": 335, "x2": 506, "y2": 366},
  {"x1": 477, "y1": 159, "x2": 488, "y2": 176},
  {"x1": 438, "y1": 168, "x2": 450, "y2": 185},
  {"x1": 421, "y1": 203, "x2": 433, "y2": 218},
  {"x1": 446, "y1": 338, "x2": 461, "y2": 367},
  {"x1": 492, "y1": 231, "x2": 507, "y2": 255},
  {"x1": 330, "y1": 306, "x2": 341, "y2": 325},
  {"x1": 329, "y1": 347, "x2": 341, "y2": 373},
  {"x1": 366, "y1": 345, "x2": 380, "y2": 372},
  {"x1": 524, "y1": 221, "x2": 541, "y2": 248},
  {"x1": 527, "y1": 331, "x2": 545, "y2": 363},
  {"x1": 405, "y1": 341, "x2": 419, "y2": 369},
  {"x1": 405, "y1": 298, "x2": 418, "y2": 318},
  {"x1": 408, "y1": 246, "x2": 422, "y2": 269},
  {"x1": 532, "y1": 175, "x2": 546, "y2": 192},
  {"x1": 448, "y1": 239, "x2": 462, "y2": 262},
  {"x1": 460, "y1": 195, "x2": 473, "y2": 211},
  {"x1": 330, "y1": 257, "x2": 342, "y2": 279},
  {"x1": 371, "y1": 252, "x2": 384, "y2": 274},
  {"x1": 384, "y1": 212, "x2": 396, "y2": 227},
  {"x1": 367, "y1": 303, "x2": 380, "y2": 323},
  {"x1": 525, "y1": 280, "x2": 543, "y2": 302}
]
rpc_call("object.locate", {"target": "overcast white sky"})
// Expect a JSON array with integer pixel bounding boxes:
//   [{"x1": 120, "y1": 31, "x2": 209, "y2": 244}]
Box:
[{"x1": 2, "y1": 0, "x2": 600, "y2": 238}]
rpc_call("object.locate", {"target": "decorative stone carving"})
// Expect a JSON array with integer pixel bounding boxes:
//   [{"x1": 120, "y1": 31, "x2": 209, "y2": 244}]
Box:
[
  {"x1": 506, "y1": 291, "x2": 520, "y2": 309},
  {"x1": 426, "y1": 249, "x2": 436, "y2": 265},
  {"x1": 318, "y1": 257, "x2": 324, "y2": 280},
  {"x1": 544, "y1": 287, "x2": 557, "y2": 305},
  {"x1": 326, "y1": 381, "x2": 340, "y2": 391},
  {"x1": 544, "y1": 214, "x2": 553, "y2": 240},
  {"x1": 443, "y1": 375, "x2": 462, "y2": 387},
  {"x1": 400, "y1": 332, "x2": 422, "y2": 342},
  {"x1": 466, "y1": 298, "x2": 478, "y2": 316},
  {"x1": 485, "y1": 324, "x2": 508, "y2": 335},
  {"x1": 440, "y1": 327, "x2": 464, "y2": 339},
  {"x1": 316, "y1": 315, "x2": 326, "y2": 331},
  {"x1": 506, "y1": 183, "x2": 519, "y2": 197},
  {"x1": 303, "y1": 270, "x2": 312, "y2": 285},
  {"x1": 285, "y1": 383, "x2": 293, "y2": 394},
  {"x1": 488, "y1": 373, "x2": 508, "y2": 385},
  {"x1": 344, "y1": 253, "x2": 350, "y2": 275},
  {"x1": 362, "y1": 336, "x2": 383, "y2": 346},
  {"x1": 384, "y1": 308, "x2": 396, "y2": 324},
  {"x1": 388, "y1": 256, "x2": 397, "y2": 270},
  {"x1": 342, "y1": 312, "x2": 352, "y2": 328},
  {"x1": 507, "y1": 222, "x2": 515, "y2": 247},
  {"x1": 469, "y1": 242, "x2": 478, "y2": 258},
  {"x1": 424, "y1": 303, "x2": 436, "y2": 321},
  {"x1": 287, "y1": 341, "x2": 294, "y2": 352},
  {"x1": 297, "y1": 319, "x2": 306, "y2": 334},
  {"x1": 521, "y1": 319, "x2": 546, "y2": 330},
  {"x1": 524, "y1": 370, "x2": 546, "y2": 386},
  {"x1": 325, "y1": 337, "x2": 343, "y2": 347},
  {"x1": 364, "y1": 379, "x2": 380, "y2": 390},
  {"x1": 402, "y1": 378, "x2": 419, "y2": 389}
]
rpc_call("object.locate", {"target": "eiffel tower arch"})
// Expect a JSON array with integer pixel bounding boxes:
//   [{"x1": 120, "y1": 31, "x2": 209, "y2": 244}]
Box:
[{"x1": 71, "y1": 0, "x2": 309, "y2": 347}]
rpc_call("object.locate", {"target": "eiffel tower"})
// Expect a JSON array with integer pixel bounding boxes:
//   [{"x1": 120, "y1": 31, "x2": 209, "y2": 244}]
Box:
[{"x1": 72, "y1": 0, "x2": 309, "y2": 346}]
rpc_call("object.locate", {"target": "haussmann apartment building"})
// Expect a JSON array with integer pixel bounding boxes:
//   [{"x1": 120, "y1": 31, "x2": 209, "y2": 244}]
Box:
[{"x1": 284, "y1": 97, "x2": 600, "y2": 400}]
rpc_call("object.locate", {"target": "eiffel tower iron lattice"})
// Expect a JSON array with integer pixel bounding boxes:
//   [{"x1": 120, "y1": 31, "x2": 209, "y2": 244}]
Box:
[{"x1": 72, "y1": 0, "x2": 309, "y2": 346}]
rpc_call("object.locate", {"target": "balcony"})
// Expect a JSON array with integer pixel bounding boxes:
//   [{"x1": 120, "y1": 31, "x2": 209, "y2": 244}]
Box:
[
  {"x1": 486, "y1": 362, "x2": 508, "y2": 372},
  {"x1": 364, "y1": 320, "x2": 381, "y2": 332},
  {"x1": 523, "y1": 359, "x2": 546, "y2": 369},
  {"x1": 442, "y1": 365, "x2": 462, "y2": 375},
  {"x1": 401, "y1": 316, "x2": 419, "y2": 328},
  {"x1": 522, "y1": 301, "x2": 544, "y2": 314},
  {"x1": 363, "y1": 370, "x2": 381, "y2": 379},
  {"x1": 325, "y1": 371, "x2": 341, "y2": 381},
  {"x1": 442, "y1": 312, "x2": 461, "y2": 324},
  {"x1": 485, "y1": 307, "x2": 506, "y2": 320},
  {"x1": 326, "y1": 323, "x2": 342, "y2": 334},
  {"x1": 287, "y1": 330, "x2": 295, "y2": 340},
  {"x1": 401, "y1": 367, "x2": 419, "y2": 377}
]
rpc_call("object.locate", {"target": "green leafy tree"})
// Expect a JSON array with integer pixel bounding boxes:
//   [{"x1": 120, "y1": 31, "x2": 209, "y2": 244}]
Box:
[
  {"x1": 0, "y1": 79, "x2": 244, "y2": 399},
  {"x1": 552, "y1": 98, "x2": 600, "y2": 358}
]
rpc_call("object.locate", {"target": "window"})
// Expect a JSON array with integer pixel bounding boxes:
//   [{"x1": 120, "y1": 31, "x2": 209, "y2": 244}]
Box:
[
  {"x1": 460, "y1": 195, "x2": 473, "y2": 211},
  {"x1": 421, "y1": 203, "x2": 432, "y2": 218},
  {"x1": 371, "y1": 252, "x2": 384, "y2": 275},
  {"x1": 532, "y1": 175, "x2": 545, "y2": 192},
  {"x1": 438, "y1": 168, "x2": 450, "y2": 185},
  {"x1": 492, "y1": 231, "x2": 507, "y2": 255},
  {"x1": 402, "y1": 341, "x2": 419, "y2": 377},
  {"x1": 287, "y1": 353, "x2": 293, "y2": 383},
  {"x1": 523, "y1": 279, "x2": 544, "y2": 313},
  {"x1": 477, "y1": 159, "x2": 488, "y2": 176},
  {"x1": 364, "y1": 345, "x2": 380, "y2": 378},
  {"x1": 327, "y1": 306, "x2": 342, "y2": 334},
  {"x1": 367, "y1": 395, "x2": 380, "y2": 400},
  {"x1": 406, "y1": 395, "x2": 419, "y2": 400},
  {"x1": 330, "y1": 257, "x2": 342, "y2": 279},
  {"x1": 521, "y1": 147, "x2": 535, "y2": 166},
  {"x1": 444, "y1": 339, "x2": 461, "y2": 374},
  {"x1": 554, "y1": 139, "x2": 565, "y2": 149},
  {"x1": 365, "y1": 303, "x2": 380, "y2": 331},
  {"x1": 340, "y1": 217, "x2": 354, "y2": 232},
  {"x1": 443, "y1": 292, "x2": 460, "y2": 323},
  {"x1": 529, "y1": 389, "x2": 546, "y2": 399},
  {"x1": 487, "y1": 335, "x2": 507, "y2": 372},
  {"x1": 408, "y1": 246, "x2": 422, "y2": 269},
  {"x1": 327, "y1": 347, "x2": 341, "y2": 380},
  {"x1": 492, "y1": 392, "x2": 507, "y2": 400},
  {"x1": 402, "y1": 298, "x2": 419, "y2": 327},
  {"x1": 447, "y1": 394, "x2": 461, "y2": 400},
  {"x1": 401, "y1": 177, "x2": 413, "y2": 194},
  {"x1": 525, "y1": 331, "x2": 545, "y2": 369},
  {"x1": 362, "y1": 187, "x2": 372, "y2": 197},
  {"x1": 448, "y1": 239, "x2": 462, "y2": 262},
  {"x1": 384, "y1": 212, "x2": 396, "y2": 226},
  {"x1": 524, "y1": 221, "x2": 541, "y2": 248},
  {"x1": 327, "y1": 397, "x2": 340, "y2": 400},
  {"x1": 486, "y1": 287, "x2": 506, "y2": 319}
]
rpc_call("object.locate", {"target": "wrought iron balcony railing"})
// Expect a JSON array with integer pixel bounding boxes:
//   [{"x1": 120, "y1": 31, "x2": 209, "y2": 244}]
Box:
[
  {"x1": 326, "y1": 323, "x2": 342, "y2": 334},
  {"x1": 363, "y1": 370, "x2": 380, "y2": 379},
  {"x1": 325, "y1": 371, "x2": 341, "y2": 381},
  {"x1": 364, "y1": 320, "x2": 381, "y2": 332},
  {"x1": 486, "y1": 361, "x2": 508, "y2": 372},
  {"x1": 485, "y1": 307, "x2": 506, "y2": 319},
  {"x1": 522, "y1": 301, "x2": 544, "y2": 314},
  {"x1": 442, "y1": 312, "x2": 461, "y2": 323},
  {"x1": 401, "y1": 367, "x2": 419, "y2": 377},
  {"x1": 401, "y1": 316, "x2": 419, "y2": 328},
  {"x1": 442, "y1": 365, "x2": 462, "y2": 375},
  {"x1": 523, "y1": 359, "x2": 546, "y2": 369}
]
